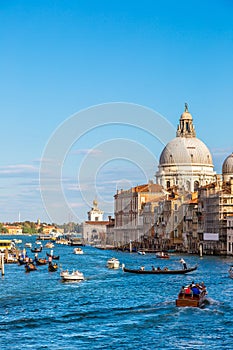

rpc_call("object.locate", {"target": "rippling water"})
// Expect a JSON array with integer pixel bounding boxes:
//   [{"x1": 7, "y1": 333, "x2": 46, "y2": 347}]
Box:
[{"x1": 1, "y1": 236, "x2": 233, "y2": 349}]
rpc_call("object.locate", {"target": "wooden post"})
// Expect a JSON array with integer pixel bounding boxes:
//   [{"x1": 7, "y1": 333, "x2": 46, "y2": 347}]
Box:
[
  {"x1": 199, "y1": 244, "x2": 203, "y2": 257},
  {"x1": 0, "y1": 253, "x2": 5, "y2": 276}
]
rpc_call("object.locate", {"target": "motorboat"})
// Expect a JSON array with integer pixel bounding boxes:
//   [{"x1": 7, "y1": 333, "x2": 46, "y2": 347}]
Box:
[
  {"x1": 60, "y1": 269, "x2": 84, "y2": 281},
  {"x1": 25, "y1": 242, "x2": 32, "y2": 248},
  {"x1": 73, "y1": 247, "x2": 84, "y2": 254},
  {"x1": 176, "y1": 283, "x2": 207, "y2": 307},
  {"x1": 107, "y1": 257, "x2": 120, "y2": 269},
  {"x1": 45, "y1": 242, "x2": 54, "y2": 248},
  {"x1": 138, "y1": 251, "x2": 146, "y2": 255},
  {"x1": 156, "y1": 252, "x2": 170, "y2": 259}
]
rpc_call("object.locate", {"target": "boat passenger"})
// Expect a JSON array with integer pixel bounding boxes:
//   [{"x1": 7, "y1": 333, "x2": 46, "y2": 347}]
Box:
[
  {"x1": 184, "y1": 286, "x2": 193, "y2": 296},
  {"x1": 157, "y1": 266, "x2": 161, "y2": 271},
  {"x1": 152, "y1": 265, "x2": 155, "y2": 271},
  {"x1": 191, "y1": 285, "x2": 201, "y2": 295},
  {"x1": 140, "y1": 266, "x2": 145, "y2": 271}
]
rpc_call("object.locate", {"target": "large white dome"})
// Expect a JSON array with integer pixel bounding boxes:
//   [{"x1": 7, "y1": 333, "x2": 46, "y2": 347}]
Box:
[
  {"x1": 159, "y1": 137, "x2": 213, "y2": 166},
  {"x1": 156, "y1": 104, "x2": 216, "y2": 192}
]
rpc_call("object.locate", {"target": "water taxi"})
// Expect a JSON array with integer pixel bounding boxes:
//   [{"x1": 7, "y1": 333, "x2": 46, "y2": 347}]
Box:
[
  {"x1": 0, "y1": 239, "x2": 15, "y2": 252},
  {"x1": 176, "y1": 283, "x2": 207, "y2": 307}
]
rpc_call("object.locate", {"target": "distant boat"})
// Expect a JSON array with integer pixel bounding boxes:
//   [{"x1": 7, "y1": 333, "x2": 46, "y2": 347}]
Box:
[
  {"x1": 25, "y1": 263, "x2": 37, "y2": 273},
  {"x1": 138, "y1": 251, "x2": 146, "y2": 255},
  {"x1": 48, "y1": 262, "x2": 58, "y2": 272},
  {"x1": 107, "y1": 257, "x2": 120, "y2": 269},
  {"x1": 60, "y1": 269, "x2": 84, "y2": 282},
  {"x1": 31, "y1": 246, "x2": 42, "y2": 253},
  {"x1": 25, "y1": 242, "x2": 32, "y2": 248},
  {"x1": 122, "y1": 265, "x2": 197, "y2": 274},
  {"x1": 73, "y1": 247, "x2": 84, "y2": 254},
  {"x1": 156, "y1": 252, "x2": 170, "y2": 259}
]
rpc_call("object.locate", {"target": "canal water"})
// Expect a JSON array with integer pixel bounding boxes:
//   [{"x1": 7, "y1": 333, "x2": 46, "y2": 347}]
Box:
[{"x1": 0, "y1": 236, "x2": 233, "y2": 350}]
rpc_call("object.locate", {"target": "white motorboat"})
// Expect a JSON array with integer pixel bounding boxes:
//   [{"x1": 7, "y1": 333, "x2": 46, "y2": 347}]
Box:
[
  {"x1": 73, "y1": 247, "x2": 83, "y2": 254},
  {"x1": 138, "y1": 251, "x2": 146, "y2": 255},
  {"x1": 25, "y1": 242, "x2": 32, "y2": 248},
  {"x1": 60, "y1": 269, "x2": 84, "y2": 281},
  {"x1": 107, "y1": 257, "x2": 120, "y2": 269}
]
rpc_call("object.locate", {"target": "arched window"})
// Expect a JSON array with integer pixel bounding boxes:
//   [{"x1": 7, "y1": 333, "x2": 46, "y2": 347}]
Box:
[{"x1": 194, "y1": 181, "x2": 199, "y2": 191}]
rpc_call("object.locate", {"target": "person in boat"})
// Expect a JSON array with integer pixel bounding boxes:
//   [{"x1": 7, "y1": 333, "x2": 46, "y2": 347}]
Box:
[
  {"x1": 140, "y1": 266, "x2": 145, "y2": 271},
  {"x1": 152, "y1": 265, "x2": 155, "y2": 271},
  {"x1": 191, "y1": 284, "x2": 201, "y2": 295},
  {"x1": 184, "y1": 286, "x2": 193, "y2": 296},
  {"x1": 180, "y1": 258, "x2": 187, "y2": 270},
  {"x1": 157, "y1": 266, "x2": 161, "y2": 271},
  {"x1": 179, "y1": 286, "x2": 185, "y2": 295}
]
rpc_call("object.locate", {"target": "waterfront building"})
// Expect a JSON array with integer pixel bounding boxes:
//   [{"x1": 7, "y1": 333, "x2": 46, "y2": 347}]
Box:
[
  {"x1": 3, "y1": 225, "x2": 22, "y2": 235},
  {"x1": 81, "y1": 200, "x2": 108, "y2": 244},
  {"x1": 227, "y1": 215, "x2": 233, "y2": 255},
  {"x1": 113, "y1": 183, "x2": 166, "y2": 244},
  {"x1": 197, "y1": 154, "x2": 233, "y2": 255}
]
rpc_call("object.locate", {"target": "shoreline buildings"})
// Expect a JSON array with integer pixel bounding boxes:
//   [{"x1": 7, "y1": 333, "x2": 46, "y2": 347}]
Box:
[{"x1": 112, "y1": 105, "x2": 233, "y2": 255}]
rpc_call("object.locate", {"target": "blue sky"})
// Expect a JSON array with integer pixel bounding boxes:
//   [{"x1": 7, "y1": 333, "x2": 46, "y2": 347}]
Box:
[{"x1": 0, "y1": 0, "x2": 233, "y2": 224}]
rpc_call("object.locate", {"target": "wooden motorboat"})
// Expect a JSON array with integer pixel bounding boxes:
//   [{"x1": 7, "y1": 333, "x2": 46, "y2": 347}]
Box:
[
  {"x1": 176, "y1": 284, "x2": 207, "y2": 307},
  {"x1": 60, "y1": 269, "x2": 84, "y2": 281},
  {"x1": 73, "y1": 247, "x2": 84, "y2": 254},
  {"x1": 46, "y1": 252, "x2": 60, "y2": 260},
  {"x1": 25, "y1": 263, "x2": 37, "y2": 272},
  {"x1": 48, "y1": 262, "x2": 58, "y2": 272},
  {"x1": 122, "y1": 265, "x2": 197, "y2": 274},
  {"x1": 107, "y1": 257, "x2": 120, "y2": 269}
]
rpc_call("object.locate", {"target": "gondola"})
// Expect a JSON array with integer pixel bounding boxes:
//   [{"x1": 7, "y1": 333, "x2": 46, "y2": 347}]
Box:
[
  {"x1": 31, "y1": 246, "x2": 42, "y2": 253},
  {"x1": 35, "y1": 258, "x2": 47, "y2": 266},
  {"x1": 25, "y1": 263, "x2": 37, "y2": 272},
  {"x1": 122, "y1": 265, "x2": 197, "y2": 274},
  {"x1": 46, "y1": 252, "x2": 60, "y2": 260},
  {"x1": 48, "y1": 262, "x2": 58, "y2": 272},
  {"x1": 18, "y1": 257, "x2": 33, "y2": 265}
]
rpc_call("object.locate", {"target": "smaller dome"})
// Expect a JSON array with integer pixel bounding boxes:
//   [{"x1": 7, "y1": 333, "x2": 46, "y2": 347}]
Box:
[
  {"x1": 180, "y1": 103, "x2": 193, "y2": 120},
  {"x1": 180, "y1": 111, "x2": 192, "y2": 120},
  {"x1": 222, "y1": 153, "x2": 233, "y2": 174}
]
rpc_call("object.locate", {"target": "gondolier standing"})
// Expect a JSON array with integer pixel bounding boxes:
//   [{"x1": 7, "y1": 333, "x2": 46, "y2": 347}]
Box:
[{"x1": 180, "y1": 258, "x2": 187, "y2": 270}]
